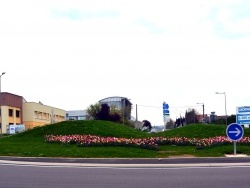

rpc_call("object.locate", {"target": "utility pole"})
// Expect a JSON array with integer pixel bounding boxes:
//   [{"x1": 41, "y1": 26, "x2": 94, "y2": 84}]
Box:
[
  {"x1": 197, "y1": 102, "x2": 205, "y2": 122},
  {"x1": 136, "y1": 104, "x2": 138, "y2": 122},
  {"x1": 215, "y1": 92, "x2": 227, "y2": 126},
  {"x1": 122, "y1": 99, "x2": 125, "y2": 125}
]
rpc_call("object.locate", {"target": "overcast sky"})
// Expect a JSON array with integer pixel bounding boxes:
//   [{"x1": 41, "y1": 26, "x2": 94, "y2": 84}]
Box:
[{"x1": 1, "y1": 0, "x2": 250, "y2": 125}]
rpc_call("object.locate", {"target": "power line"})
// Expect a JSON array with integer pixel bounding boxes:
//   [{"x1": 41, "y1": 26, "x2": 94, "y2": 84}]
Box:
[
  {"x1": 137, "y1": 104, "x2": 201, "y2": 109},
  {"x1": 137, "y1": 104, "x2": 161, "y2": 108}
]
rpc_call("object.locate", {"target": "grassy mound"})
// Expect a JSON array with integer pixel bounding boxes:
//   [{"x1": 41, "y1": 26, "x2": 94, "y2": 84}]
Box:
[
  {"x1": 1, "y1": 120, "x2": 250, "y2": 158},
  {"x1": 13, "y1": 120, "x2": 149, "y2": 138}
]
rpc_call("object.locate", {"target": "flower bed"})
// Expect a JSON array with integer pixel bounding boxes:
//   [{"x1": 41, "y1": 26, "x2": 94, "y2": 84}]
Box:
[{"x1": 45, "y1": 134, "x2": 250, "y2": 150}]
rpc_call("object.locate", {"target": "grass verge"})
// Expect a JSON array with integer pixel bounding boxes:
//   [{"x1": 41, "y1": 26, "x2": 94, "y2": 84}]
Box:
[{"x1": 0, "y1": 120, "x2": 249, "y2": 158}]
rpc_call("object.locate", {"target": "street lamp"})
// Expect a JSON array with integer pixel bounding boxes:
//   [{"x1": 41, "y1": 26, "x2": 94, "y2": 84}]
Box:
[
  {"x1": 0, "y1": 72, "x2": 6, "y2": 137},
  {"x1": 215, "y1": 92, "x2": 227, "y2": 126},
  {"x1": 197, "y1": 102, "x2": 204, "y2": 122}
]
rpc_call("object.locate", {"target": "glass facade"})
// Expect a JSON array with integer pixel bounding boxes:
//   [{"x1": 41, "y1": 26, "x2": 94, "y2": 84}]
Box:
[
  {"x1": 99, "y1": 96, "x2": 132, "y2": 120},
  {"x1": 66, "y1": 110, "x2": 87, "y2": 121}
]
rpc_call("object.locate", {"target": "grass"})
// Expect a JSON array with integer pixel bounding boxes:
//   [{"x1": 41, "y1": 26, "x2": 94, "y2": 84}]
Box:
[{"x1": 0, "y1": 120, "x2": 250, "y2": 158}]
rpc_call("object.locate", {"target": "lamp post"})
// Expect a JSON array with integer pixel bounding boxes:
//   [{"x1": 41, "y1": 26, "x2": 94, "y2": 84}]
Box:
[
  {"x1": 0, "y1": 72, "x2": 6, "y2": 137},
  {"x1": 215, "y1": 92, "x2": 227, "y2": 126},
  {"x1": 197, "y1": 102, "x2": 204, "y2": 122}
]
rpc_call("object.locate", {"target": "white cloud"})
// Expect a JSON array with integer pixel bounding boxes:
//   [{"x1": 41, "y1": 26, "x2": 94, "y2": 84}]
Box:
[
  {"x1": 0, "y1": 0, "x2": 250, "y2": 125},
  {"x1": 208, "y1": 0, "x2": 250, "y2": 39}
]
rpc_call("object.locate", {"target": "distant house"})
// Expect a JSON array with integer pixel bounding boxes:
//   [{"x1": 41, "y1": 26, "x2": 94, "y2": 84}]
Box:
[
  {"x1": 66, "y1": 110, "x2": 87, "y2": 120},
  {"x1": 209, "y1": 111, "x2": 227, "y2": 123},
  {"x1": 196, "y1": 114, "x2": 209, "y2": 123},
  {"x1": 99, "y1": 96, "x2": 132, "y2": 120}
]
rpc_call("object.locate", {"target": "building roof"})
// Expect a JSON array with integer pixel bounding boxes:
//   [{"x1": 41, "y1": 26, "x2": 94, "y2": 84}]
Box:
[
  {"x1": 99, "y1": 96, "x2": 132, "y2": 105},
  {"x1": 66, "y1": 110, "x2": 87, "y2": 116}
]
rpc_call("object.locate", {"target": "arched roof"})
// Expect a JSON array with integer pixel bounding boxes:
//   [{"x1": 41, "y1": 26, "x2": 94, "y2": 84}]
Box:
[{"x1": 98, "y1": 96, "x2": 132, "y2": 105}]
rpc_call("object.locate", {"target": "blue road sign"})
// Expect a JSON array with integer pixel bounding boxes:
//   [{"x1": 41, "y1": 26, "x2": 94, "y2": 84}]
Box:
[
  {"x1": 163, "y1": 103, "x2": 169, "y2": 110},
  {"x1": 226, "y1": 123, "x2": 244, "y2": 141},
  {"x1": 163, "y1": 109, "x2": 169, "y2": 115},
  {"x1": 163, "y1": 102, "x2": 169, "y2": 115},
  {"x1": 236, "y1": 106, "x2": 250, "y2": 125}
]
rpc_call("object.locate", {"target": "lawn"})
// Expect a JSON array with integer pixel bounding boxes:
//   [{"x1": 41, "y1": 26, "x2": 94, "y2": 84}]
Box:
[{"x1": 0, "y1": 120, "x2": 249, "y2": 158}]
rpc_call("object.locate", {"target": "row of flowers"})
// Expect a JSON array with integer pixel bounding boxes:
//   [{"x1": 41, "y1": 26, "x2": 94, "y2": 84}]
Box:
[
  {"x1": 45, "y1": 134, "x2": 158, "y2": 150},
  {"x1": 45, "y1": 134, "x2": 250, "y2": 150}
]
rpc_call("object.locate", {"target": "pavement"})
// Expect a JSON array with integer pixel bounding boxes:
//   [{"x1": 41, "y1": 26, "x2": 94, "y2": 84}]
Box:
[
  {"x1": 225, "y1": 154, "x2": 248, "y2": 157},
  {"x1": 1, "y1": 155, "x2": 250, "y2": 168}
]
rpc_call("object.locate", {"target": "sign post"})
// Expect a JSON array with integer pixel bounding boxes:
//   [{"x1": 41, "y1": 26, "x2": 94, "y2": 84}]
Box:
[
  {"x1": 226, "y1": 123, "x2": 244, "y2": 155},
  {"x1": 163, "y1": 102, "x2": 170, "y2": 125}
]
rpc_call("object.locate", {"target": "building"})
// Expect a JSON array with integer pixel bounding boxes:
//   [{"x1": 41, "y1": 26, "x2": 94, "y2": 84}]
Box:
[
  {"x1": 66, "y1": 110, "x2": 87, "y2": 120},
  {"x1": 99, "y1": 96, "x2": 132, "y2": 120},
  {"x1": 196, "y1": 114, "x2": 209, "y2": 123},
  {"x1": 23, "y1": 102, "x2": 65, "y2": 130},
  {"x1": 208, "y1": 111, "x2": 228, "y2": 123},
  {"x1": 0, "y1": 92, "x2": 65, "y2": 133},
  {"x1": 0, "y1": 92, "x2": 23, "y2": 133}
]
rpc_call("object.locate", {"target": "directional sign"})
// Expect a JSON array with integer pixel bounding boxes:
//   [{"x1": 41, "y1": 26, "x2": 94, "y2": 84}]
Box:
[
  {"x1": 236, "y1": 106, "x2": 250, "y2": 125},
  {"x1": 163, "y1": 102, "x2": 169, "y2": 115},
  {"x1": 163, "y1": 103, "x2": 169, "y2": 110},
  {"x1": 226, "y1": 123, "x2": 244, "y2": 141}
]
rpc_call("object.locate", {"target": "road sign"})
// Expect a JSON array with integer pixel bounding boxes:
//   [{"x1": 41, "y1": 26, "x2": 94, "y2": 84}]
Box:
[
  {"x1": 163, "y1": 103, "x2": 169, "y2": 110},
  {"x1": 163, "y1": 102, "x2": 169, "y2": 115},
  {"x1": 226, "y1": 123, "x2": 244, "y2": 141},
  {"x1": 163, "y1": 102, "x2": 170, "y2": 124},
  {"x1": 236, "y1": 106, "x2": 250, "y2": 125}
]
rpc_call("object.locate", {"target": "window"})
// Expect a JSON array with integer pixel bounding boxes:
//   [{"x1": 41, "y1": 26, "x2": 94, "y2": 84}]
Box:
[
  {"x1": 9, "y1": 109, "x2": 13, "y2": 117},
  {"x1": 16, "y1": 110, "x2": 20, "y2": 118}
]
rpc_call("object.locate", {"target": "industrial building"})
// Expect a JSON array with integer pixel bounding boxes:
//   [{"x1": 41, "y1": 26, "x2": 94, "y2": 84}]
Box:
[{"x1": 0, "y1": 92, "x2": 65, "y2": 134}]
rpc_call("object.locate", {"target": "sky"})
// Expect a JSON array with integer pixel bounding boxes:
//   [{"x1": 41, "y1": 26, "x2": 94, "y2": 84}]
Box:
[{"x1": 1, "y1": 0, "x2": 250, "y2": 125}]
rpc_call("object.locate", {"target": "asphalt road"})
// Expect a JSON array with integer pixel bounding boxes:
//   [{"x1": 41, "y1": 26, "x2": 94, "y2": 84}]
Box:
[{"x1": 1, "y1": 157, "x2": 250, "y2": 188}]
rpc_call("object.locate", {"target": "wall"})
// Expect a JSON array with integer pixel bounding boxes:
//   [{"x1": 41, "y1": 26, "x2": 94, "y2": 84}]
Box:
[{"x1": 23, "y1": 102, "x2": 65, "y2": 130}]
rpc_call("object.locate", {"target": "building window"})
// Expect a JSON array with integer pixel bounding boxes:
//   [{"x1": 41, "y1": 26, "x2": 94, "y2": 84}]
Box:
[
  {"x1": 16, "y1": 110, "x2": 20, "y2": 118},
  {"x1": 9, "y1": 109, "x2": 13, "y2": 117}
]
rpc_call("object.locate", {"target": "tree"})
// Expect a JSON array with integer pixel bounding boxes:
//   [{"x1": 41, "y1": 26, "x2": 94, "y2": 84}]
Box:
[
  {"x1": 87, "y1": 103, "x2": 122, "y2": 123},
  {"x1": 175, "y1": 117, "x2": 185, "y2": 127},
  {"x1": 142, "y1": 120, "x2": 152, "y2": 130},
  {"x1": 96, "y1": 103, "x2": 111, "y2": 120},
  {"x1": 166, "y1": 118, "x2": 175, "y2": 129},
  {"x1": 86, "y1": 103, "x2": 101, "y2": 120},
  {"x1": 214, "y1": 114, "x2": 236, "y2": 125},
  {"x1": 185, "y1": 108, "x2": 198, "y2": 125},
  {"x1": 227, "y1": 114, "x2": 236, "y2": 125}
]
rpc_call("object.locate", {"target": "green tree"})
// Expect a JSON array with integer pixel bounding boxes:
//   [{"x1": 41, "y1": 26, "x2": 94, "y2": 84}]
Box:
[
  {"x1": 86, "y1": 103, "x2": 101, "y2": 120},
  {"x1": 227, "y1": 114, "x2": 236, "y2": 124},
  {"x1": 87, "y1": 103, "x2": 122, "y2": 123},
  {"x1": 96, "y1": 104, "x2": 111, "y2": 120},
  {"x1": 142, "y1": 120, "x2": 152, "y2": 130},
  {"x1": 214, "y1": 114, "x2": 236, "y2": 125},
  {"x1": 185, "y1": 108, "x2": 198, "y2": 125}
]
